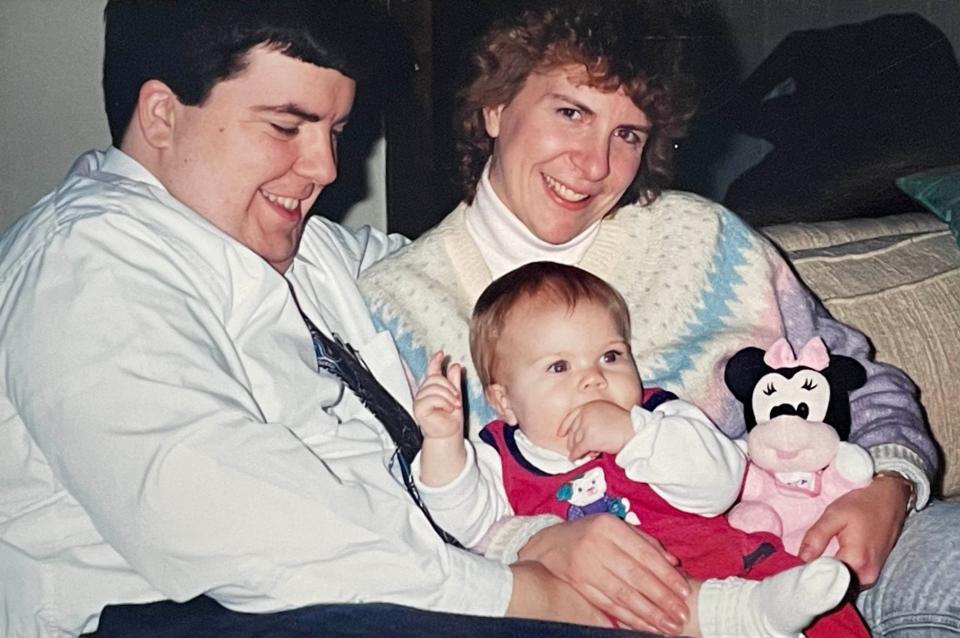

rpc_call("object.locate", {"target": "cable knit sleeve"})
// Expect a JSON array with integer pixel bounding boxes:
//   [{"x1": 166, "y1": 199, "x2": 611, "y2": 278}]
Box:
[{"x1": 761, "y1": 232, "x2": 935, "y2": 509}]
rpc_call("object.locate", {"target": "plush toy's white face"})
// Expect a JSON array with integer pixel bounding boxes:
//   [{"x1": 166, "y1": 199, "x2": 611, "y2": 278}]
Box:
[
  {"x1": 751, "y1": 369, "x2": 831, "y2": 422},
  {"x1": 748, "y1": 369, "x2": 838, "y2": 473},
  {"x1": 747, "y1": 414, "x2": 840, "y2": 473},
  {"x1": 566, "y1": 467, "x2": 607, "y2": 506}
]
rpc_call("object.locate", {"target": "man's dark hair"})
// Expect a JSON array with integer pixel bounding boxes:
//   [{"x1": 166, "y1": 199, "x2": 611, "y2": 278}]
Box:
[{"x1": 103, "y1": 0, "x2": 394, "y2": 147}]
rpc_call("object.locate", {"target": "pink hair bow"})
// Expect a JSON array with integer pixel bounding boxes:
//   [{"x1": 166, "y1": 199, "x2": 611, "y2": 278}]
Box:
[{"x1": 763, "y1": 337, "x2": 829, "y2": 371}]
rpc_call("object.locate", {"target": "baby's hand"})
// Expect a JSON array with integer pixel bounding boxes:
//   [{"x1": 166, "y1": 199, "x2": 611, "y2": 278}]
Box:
[
  {"x1": 413, "y1": 351, "x2": 463, "y2": 441},
  {"x1": 558, "y1": 400, "x2": 634, "y2": 460}
]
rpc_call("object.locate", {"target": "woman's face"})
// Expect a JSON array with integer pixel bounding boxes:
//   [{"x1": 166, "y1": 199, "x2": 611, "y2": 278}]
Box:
[{"x1": 483, "y1": 65, "x2": 650, "y2": 244}]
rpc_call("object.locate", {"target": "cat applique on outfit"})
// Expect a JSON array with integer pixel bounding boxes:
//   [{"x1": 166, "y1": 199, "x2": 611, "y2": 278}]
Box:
[{"x1": 555, "y1": 466, "x2": 641, "y2": 525}]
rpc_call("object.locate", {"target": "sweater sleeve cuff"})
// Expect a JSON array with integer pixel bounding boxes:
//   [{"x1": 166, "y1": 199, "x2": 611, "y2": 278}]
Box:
[
  {"x1": 481, "y1": 514, "x2": 564, "y2": 565},
  {"x1": 868, "y1": 443, "x2": 931, "y2": 512}
]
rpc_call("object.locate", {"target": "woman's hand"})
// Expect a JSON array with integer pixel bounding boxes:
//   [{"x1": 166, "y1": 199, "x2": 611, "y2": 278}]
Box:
[
  {"x1": 507, "y1": 561, "x2": 611, "y2": 627},
  {"x1": 517, "y1": 514, "x2": 691, "y2": 634},
  {"x1": 798, "y1": 473, "x2": 910, "y2": 586}
]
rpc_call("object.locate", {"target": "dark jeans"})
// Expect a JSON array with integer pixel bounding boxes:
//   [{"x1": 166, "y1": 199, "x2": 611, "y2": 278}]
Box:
[{"x1": 86, "y1": 596, "x2": 663, "y2": 637}]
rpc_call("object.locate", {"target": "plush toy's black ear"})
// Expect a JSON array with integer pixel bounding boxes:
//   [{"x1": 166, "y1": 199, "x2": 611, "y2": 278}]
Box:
[
  {"x1": 724, "y1": 347, "x2": 769, "y2": 402},
  {"x1": 826, "y1": 354, "x2": 867, "y2": 392},
  {"x1": 822, "y1": 354, "x2": 867, "y2": 441}
]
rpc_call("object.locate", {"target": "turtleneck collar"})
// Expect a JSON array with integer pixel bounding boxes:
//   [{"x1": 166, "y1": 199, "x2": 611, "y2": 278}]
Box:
[
  {"x1": 514, "y1": 427, "x2": 591, "y2": 474},
  {"x1": 464, "y1": 161, "x2": 601, "y2": 280}
]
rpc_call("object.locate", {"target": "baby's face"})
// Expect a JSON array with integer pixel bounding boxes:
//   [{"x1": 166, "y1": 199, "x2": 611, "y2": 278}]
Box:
[{"x1": 485, "y1": 298, "x2": 643, "y2": 454}]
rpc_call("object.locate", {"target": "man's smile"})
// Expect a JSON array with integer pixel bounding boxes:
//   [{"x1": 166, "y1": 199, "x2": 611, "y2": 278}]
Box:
[{"x1": 260, "y1": 188, "x2": 302, "y2": 212}]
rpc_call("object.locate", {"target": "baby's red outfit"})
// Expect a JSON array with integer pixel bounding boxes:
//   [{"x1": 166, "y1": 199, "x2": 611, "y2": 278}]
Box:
[{"x1": 479, "y1": 389, "x2": 869, "y2": 637}]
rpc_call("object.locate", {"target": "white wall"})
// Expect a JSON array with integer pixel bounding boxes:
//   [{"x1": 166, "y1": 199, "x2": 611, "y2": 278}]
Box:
[
  {"x1": 0, "y1": 0, "x2": 386, "y2": 234},
  {"x1": 0, "y1": 2, "x2": 107, "y2": 232}
]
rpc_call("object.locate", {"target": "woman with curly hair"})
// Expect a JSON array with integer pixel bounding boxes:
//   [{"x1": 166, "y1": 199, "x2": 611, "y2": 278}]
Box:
[{"x1": 362, "y1": 1, "x2": 956, "y2": 636}]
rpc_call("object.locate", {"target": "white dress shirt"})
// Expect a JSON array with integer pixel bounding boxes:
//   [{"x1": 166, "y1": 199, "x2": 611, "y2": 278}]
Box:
[{"x1": 0, "y1": 148, "x2": 510, "y2": 637}]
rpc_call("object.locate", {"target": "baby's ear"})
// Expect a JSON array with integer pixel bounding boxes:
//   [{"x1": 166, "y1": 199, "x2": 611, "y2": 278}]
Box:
[{"x1": 485, "y1": 384, "x2": 518, "y2": 425}]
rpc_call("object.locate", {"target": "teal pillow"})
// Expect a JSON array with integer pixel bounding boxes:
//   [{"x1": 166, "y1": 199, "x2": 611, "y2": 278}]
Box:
[{"x1": 896, "y1": 165, "x2": 960, "y2": 246}]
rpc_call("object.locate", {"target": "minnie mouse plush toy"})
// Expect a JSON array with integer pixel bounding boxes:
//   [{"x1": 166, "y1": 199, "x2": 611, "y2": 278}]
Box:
[{"x1": 724, "y1": 337, "x2": 874, "y2": 556}]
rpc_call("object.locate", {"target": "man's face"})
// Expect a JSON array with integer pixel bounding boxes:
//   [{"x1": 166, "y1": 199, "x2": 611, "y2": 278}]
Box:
[
  {"x1": 485, "y1": 297, "x2": 644, "y2": 454},
  {"x1": 158, "y1": 46, "x2": 355, "y2": 272}
]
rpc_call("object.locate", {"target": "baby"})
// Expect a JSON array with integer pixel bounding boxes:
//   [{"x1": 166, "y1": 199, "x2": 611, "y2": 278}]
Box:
[{"x1": 412, "y1": 262, "x2": 867, "y2": 638}]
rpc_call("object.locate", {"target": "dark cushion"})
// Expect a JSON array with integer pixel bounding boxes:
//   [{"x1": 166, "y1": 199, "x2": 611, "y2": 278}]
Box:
[{"x1": 716, "y1": 14, "x2": 960, "y2": 226}]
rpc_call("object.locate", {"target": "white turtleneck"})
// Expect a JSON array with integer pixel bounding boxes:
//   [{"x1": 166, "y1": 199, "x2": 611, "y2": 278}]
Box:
[{"x1": 464, "y1": 162, "x2": 601, "y2": 280}]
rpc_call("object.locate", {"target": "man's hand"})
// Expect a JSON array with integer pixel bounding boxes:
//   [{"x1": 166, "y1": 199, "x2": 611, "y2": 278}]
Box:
[
  {"x1": 518, "y1": 514, "x2": 690, "y2": 634},
  {"x1": 413, "y1": 351, "x2": 463, "y2": 441},
  {"x1": 558, "y1": 400, "x2": 634, "y2": 461},
  {"x1": 798, "y1": 473, "x2": 910, "y2": 586}
]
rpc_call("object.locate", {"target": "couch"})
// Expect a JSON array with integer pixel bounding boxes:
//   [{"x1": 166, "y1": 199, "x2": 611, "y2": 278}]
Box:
[{"x1": 761, "y1": 211, "x2": 960, "y2": 499}]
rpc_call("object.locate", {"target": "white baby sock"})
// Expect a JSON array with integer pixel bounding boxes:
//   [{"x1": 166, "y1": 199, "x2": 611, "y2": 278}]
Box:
[{"x1": 697, "y1": 557, "x2": 850, "y2": 638}]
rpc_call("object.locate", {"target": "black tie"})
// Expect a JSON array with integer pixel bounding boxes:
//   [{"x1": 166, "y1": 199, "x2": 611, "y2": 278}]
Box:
[{"x1": 292, "y1": 294, "x2": 463, "y2": 548}]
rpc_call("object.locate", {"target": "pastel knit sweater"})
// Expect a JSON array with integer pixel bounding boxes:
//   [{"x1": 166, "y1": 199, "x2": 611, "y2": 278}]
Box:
[{"x1": 360, "y1": 190, "x2": 936, "y2": 508}]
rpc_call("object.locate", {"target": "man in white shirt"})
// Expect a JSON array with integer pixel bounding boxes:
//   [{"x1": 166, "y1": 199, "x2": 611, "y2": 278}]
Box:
[{"x1": 0, "y1": 1, "x2": 618, "y2": 635}]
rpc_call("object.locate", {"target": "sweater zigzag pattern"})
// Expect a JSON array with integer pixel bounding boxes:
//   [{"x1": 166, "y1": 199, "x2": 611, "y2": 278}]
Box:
[
  {"x1": 363, "y1": 192, "x2": 781, "y2": 438},
  {"x1": 360, "y1": 191, "x2": 936, "y2": 503}
]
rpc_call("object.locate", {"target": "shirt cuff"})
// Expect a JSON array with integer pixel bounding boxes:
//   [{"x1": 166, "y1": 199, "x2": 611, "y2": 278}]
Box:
[
  {"x1": 868, "y1": 443, "x2": 931, "y2": 512},
  {"x1": 481, "y1": 514, "x2": 564, "y2": 565},
  {"x1": 441, "y1": 544, "x2": 515, "y2": 616}
]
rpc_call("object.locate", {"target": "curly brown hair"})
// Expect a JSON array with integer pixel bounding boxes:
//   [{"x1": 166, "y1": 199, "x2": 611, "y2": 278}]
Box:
[{"x1": 455, "y1": 0, "x2": 697, "y2": 207}]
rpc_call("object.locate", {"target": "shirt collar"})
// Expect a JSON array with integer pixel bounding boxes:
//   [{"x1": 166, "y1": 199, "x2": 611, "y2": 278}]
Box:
[
  {"x1": 100, "y1": 146, "x2": 169, "y2": 191},
  {"x1": 514, "y1": 427, "x2": 592, "y2": 474}
]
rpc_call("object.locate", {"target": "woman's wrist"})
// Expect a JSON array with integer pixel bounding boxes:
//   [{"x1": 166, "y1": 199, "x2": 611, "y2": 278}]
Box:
[
  {"x1": 868, "y1": 443, "x2": 931, "y2": 510},
  {"x1": 873, "y1": 470, "x2": 917, "y2": 512}
]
